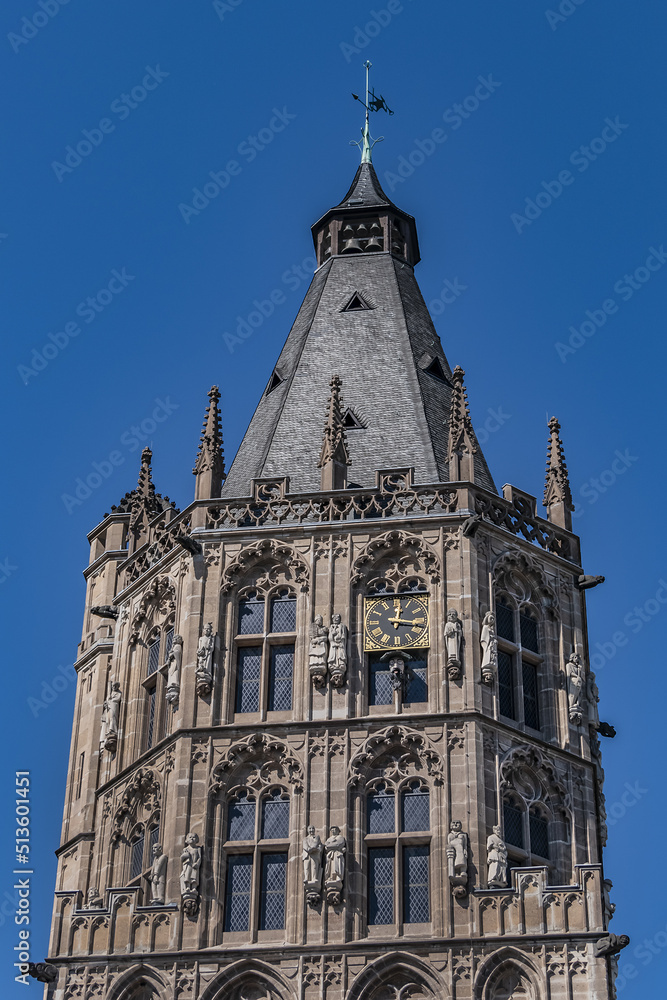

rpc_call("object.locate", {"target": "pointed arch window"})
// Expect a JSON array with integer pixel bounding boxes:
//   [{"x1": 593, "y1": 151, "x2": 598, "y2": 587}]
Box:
[
  {"x1": 234, "y1": 589, "x2": 296, "y2": 718},
  {"x1": 143, "y1": 624, "x2": 173, "y2": 751},
  {"x1": 495, "y1": 598, "x2": 542, "y2": 732},
  {"x1": 503, "y1": 795, "x2": 550, "y2": 869},
  {"x1": 223, "y1": 785, "x2": 290, "y2": 935},
  {"x1": 366, "y1": 780, "x2": 431, "y2": 927}
]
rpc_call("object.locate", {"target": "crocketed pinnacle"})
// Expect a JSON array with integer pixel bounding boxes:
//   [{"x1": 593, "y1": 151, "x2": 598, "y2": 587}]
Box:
[
  {"x1": 129, "y1": 447, "x2": 158, "y2": 536},
  {"x1": 447, "y1": 366, "x2": 477, "y2": 461},
  {"x1": 544, "y1": 416, "x2": 574, "y2": 511},
  {"x1": 319, "y1": 375, "x2": 351, "y2": 469},
  {"x1": 193, "y1": 386, "x2": 225, "y2": 499}
]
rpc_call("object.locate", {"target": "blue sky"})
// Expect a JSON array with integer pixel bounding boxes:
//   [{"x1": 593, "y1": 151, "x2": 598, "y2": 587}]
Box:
[{"x1": 1, "y1": 1, "x2": 665, "y2": 995}]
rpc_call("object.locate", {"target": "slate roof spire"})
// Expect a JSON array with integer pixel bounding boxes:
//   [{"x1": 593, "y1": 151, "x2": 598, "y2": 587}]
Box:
[
  {"x1": 193, "y1": 386, "x2": 225, "y2": 500},
  {"x1": 544, "y1": 416, "x2": 574, "y2": 530},
  {"x1": 318, "y1": 375, "x2": 350, "y2": 490}
]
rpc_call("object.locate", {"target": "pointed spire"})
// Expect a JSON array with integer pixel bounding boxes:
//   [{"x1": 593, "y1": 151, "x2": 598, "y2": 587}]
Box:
[
  {"x1": 447, "y1": 366, "x2": 477, "y2": 482},
  {"x1": 193, "y1": 386, "x2": 225, "y2": 500},
  {"x1": 129, "y1": 447, "x2": 157, "y2": 544},
  {"x1": 318, "y1": 375, "x2": 351, "y2": 490},
  {"x1": 544, "y1": 416, "x2": 574, "y2": 530}
]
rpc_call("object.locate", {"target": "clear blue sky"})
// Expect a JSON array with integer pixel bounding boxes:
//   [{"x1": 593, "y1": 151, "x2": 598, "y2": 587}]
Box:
[{"x1": 1, "y1": 1, "x2": 665, "y2": 995}]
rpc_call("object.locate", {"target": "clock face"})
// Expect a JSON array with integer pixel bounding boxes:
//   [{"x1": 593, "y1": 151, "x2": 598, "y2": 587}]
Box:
[{"x1": 363, "y1": 595, "x2": 430, "y2": 652}]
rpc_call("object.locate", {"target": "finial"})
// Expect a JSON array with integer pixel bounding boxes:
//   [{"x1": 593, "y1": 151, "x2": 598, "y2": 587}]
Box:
[
  {"x1": 319, "y1": 374, "x2": 351, "y2": 490},
  {"x1": 447, "y1": 366, "x2": 477, "y2": 482},
  {"x1": 193, "y1": 386, "x2": 225, "y2": 500},
  {"x1": 129, "y1": 447, "x2": 158, "y2": 542},
  {"x1": 350, "y1": 61, "x2": 393, "y2": 163},
  {"x1": 544, "y1": 416, "x2": 574, "y2": 529}
]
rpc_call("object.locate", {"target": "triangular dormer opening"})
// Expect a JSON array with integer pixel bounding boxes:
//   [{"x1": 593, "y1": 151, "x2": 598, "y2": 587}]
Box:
[
  {"x1": 423, "y1": 356, "x2": 448, "y2": 384},
  {"x1": 342, "y1": 291, "x2": 372, "y2": 312},
  {"x1": 265, "y1": 371, "x2": 283, "y2": 395},
  {"x1": 342, "y1": 408, "x2": 366, "y2": 429}
]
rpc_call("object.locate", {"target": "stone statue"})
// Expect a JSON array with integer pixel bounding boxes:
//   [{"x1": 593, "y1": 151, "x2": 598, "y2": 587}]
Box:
[
  {"x1": 180, "y1": 832, "x2": 202, "y2": 916},
  {"x1": 165, "y1": 634, "x2": 183, "y2": 706},
  {"x1": 147, "y1": 843, "x2": 167, "y2": 904},
  {"x1": 444, "y1": 609, "x2": 463, "y2": 680},
  {"x1": 324, "y1": 826, "x2": 346, "y2": 904},
  {"x1": 302, "y1": 826, "x2": 323, "y2": 905},
  {"x1": 603, "y1": 878, "x2": 615, "y2": 926},
  {"x1": 86, "y1": 886, "x2": 103, "y2": 909},
  {"x1": 27, "y1": 964, "x2": 58, "y2": 984},
  {"x1": 196, "y1": 623, "x2": 215, "y2": 696},
  {"x1": 480, "y1": 611, "x2": 498, "y2": 684},
  {"x1": 594, "y1": 933, "x2": 630, "y2": 958},
  {"x1": 566, "y1": 651, "x2": 585, "y2": 725},
  {"x1": 309, "y1": 616, "x2": 328, "y2": 688},
  {"x1": 328, "y1": 615, "x2": 348, "y2": 686},
  {"x1": 389, "y1": 656, "x2": 406, "y2": 693},
  {"x1": 587, "y1": 668, "x2": 600, "y2": 728},
  {"x1": 486, "y1": 825, "x2": 508, "y2": 887},
  {"x1": 446, "y1": 819, "x2": 468, "y2": 897},
  {"x1": 100, "y1": 681, "x2": 122, "y2": 752}
]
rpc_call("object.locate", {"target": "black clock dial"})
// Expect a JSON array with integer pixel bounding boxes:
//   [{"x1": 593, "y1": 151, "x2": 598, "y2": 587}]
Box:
[{"x1": 364, "y1": 595, "x2": 430, "y2": 651}]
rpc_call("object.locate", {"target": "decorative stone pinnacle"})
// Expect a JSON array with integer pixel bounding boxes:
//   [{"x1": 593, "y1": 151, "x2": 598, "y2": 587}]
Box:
[
  {"x1": 544, "y1": 416, "x2": 574, "y2": 512},
  {"x1": 129, "y1": 447, "x2": 158, "y2": 538},
  {"x1": 193, "y1": 386, "x2": 225, "y2": 500},
  {"x1": 318, "y1": 375, "x2": 350, "y2": 491},
  {"x1": 447, "y1": 365, "x2": 477, "y2": 462}
]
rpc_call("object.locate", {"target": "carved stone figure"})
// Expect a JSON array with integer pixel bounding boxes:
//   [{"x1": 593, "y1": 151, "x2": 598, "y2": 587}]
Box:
[
  {"x1": 100, "y1": 681, "x2": 122, "y2": 752},
  {"x1": 165, "y1": 634, "x2": 183, "y2": 706},
  {"x1": 180, "y1": 832, "x2": 202, "y2": 916},
  {"x1": 446, "y1": 819, "x2": 468, "y2": 897},
  {"x1": 594, "y1": 933, "x2": 630, "y2": 958},
  {"x1": 566, "y1": 651, "x2": 585, "y2": 725},
  {"x1": 486, "y1": 825, "x2": 508, "y2": 887},
  {"x1": 603, "y1": 878, "x2": 615, "y2": 925},
  {"x1": 324, "y1": 826, "x2": 346, "y2": 904},
  {"x1": 86, "y1": 886, "x2": 103, "y2": 909},
  {"x1": 444, "y1": 609, "x2": 463, "y2": 679},
  {"x1": 27, "y1": 964, "x2": 58, "y2": 984},
  {"x1": 480, "y1": 611, "x2": 498, "y2": 684},
  {"x1": 328, "y1": 615, "x2": 348, "y2": 686},
  {"x1": 302, "y1": 826, "x2": 323, "y2": 905},
  {"x1": 148, "y1": 843, "x2": 168, "y2": 904},
  {"x1": 309, "y1": 616, "x2": 328, "y2": 688},
  {"x1": 577, "y1": 574, "x2": 605, "y2": 590},
  {"x1": 196, "y1": 623, "x2": 215, "y2": 697},
  {"x1": 389, "y1": 656, "x2": 406, "y2": 692}
]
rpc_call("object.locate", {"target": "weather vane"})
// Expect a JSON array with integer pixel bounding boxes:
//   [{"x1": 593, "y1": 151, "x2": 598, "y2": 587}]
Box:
[{"x1": 350, "y1": 60, "x2": 393, "y2": 163}]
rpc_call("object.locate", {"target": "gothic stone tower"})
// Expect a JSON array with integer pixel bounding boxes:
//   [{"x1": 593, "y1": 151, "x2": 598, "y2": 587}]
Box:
[{"x1": 44, "y1": 155, "x2": 622, "y2": 1000}]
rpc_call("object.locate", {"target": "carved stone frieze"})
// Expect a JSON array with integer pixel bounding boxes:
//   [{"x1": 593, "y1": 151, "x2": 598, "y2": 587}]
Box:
[
  {"x1": 349, "y1": 725, "x2": 443, "y2": 786},
  {"x1": 210, "y1": 733, "x2": 304, "y2": 794},
  {"x1": 221, "y1": 539, "x2": 309, "y2": 593}
]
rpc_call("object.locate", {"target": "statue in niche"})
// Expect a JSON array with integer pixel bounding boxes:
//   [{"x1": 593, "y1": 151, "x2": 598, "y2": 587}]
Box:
[
  {"x1": 486, "y1": 825, "x2": 508, "y2": 887},
  {"x1": 302, "y1": 826, "x2": 323, "y2": 905},
  {"x1": 309, "y1": 616, "x2": 328, "y2": 688},
  {"x1": 587, "y1": 669, "x2": 600, "y2": 728},
  {"x1": 164, "y1": 634, "x2": 183, "y2": 706},
  {"x1": 147, "y1": 843, "x2": 167, "y2": 904},
  {"x1": 328, "y1": 614, "x2": 348, "y2": 686},
  {"x1": 86, "y1": 886, "x2": 103, "y2": 909},
  {"x1": 196, "y1": 623, "x2": 215, "y2": 697},
  {"x1": 446, "y1": 819, "x2": 469, "y2": 897},
  {"x1": 324, "y1": 826, "x2": 346, "y2": 904},
  {"x1": 603, "y1": 878, "x2": 615, "y2": 925},
  {"x1": 566, "y1": 651, "x2": 585, "y2": 725},
  {"x1": 480, "y1": 611, "x2": 498, "y2": 684},
  {"x1": 179, "y1": 832, "x2": 202, "y2": 916},
  {"x1": 100, "y1": 681, "x2": 122, "y2": 752},
  {"x1": 444, "y1": 609, "x2": 463, "y2": 679}
]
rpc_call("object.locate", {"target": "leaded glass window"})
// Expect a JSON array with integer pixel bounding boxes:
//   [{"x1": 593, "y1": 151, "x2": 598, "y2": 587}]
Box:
[
  {"x1": 520, "y1": 612, "x2": 539, "y2": 652},
  {"x1": 268, "y1": 645, "x2": 293, "y2": 711},
  {"x1": 227, "y1": 791, "x2": 256, "y2": 841},
  {"x1": 131, "y1": 833, "x2": 145, "y2": 880},
  {"x1": 503, "y1": 801, "x2": 524, "y2": 849},
  {"x1": 495, "y1": 601, "x2": 515, "y2": 642},
  {"x1": 164, "y1": 627, "x2": 174, "y2": 659},
  {"x1": 498, "y1": 651, "x2": 515, "y2": 719},
  {"x1": 149, "y1": 825, "x2": 160, "y2": 851},
  {"x1": 368, "y1": 848, "x2": 394, "y2": 924},
  {"x1": 370, "y1": 658, "x2": 393, "y2": 706},
  {"x1": 522, "y1": 661, "x2": 540, "y2": 729},
  {"x1": 146, "y1": 687, "x2": 156, "y2": 749},
  {"x1": 401, "y1": 783, "x2": 429, "y2": 832},
  {"x1": 529, "y1": 810, "x2": 549, "y2": 859},
  {"x1": 261, "y1": 791, "x2": 289, "y2": 839},
  {"x1": 270, "y1": 590, "x2": 297, "y2": 633},
  {"x1": 405, "y1": 658, "x2": 428, "y2": 703},
  {"x1": 224, "y1": 855, "x2": 252, "y2": 931},
  {"x1": 238, "y1": 593, "x2": 264, "y2": 635},
  {"x1": 403, "y1": 846, "x2": 430, "y2": 922},
  {"x1": 147, "y1": 635, "x2": 160, "y2": 676},
  {"x1": 236, "y1": 646, "x2": 262, "y2": 713},
  {"x1": 259, "y1": 852, "x2": 287, "y2": 930},
  {"x1": 367, "y1": 784, "x2": 395, "y2": 834}
]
